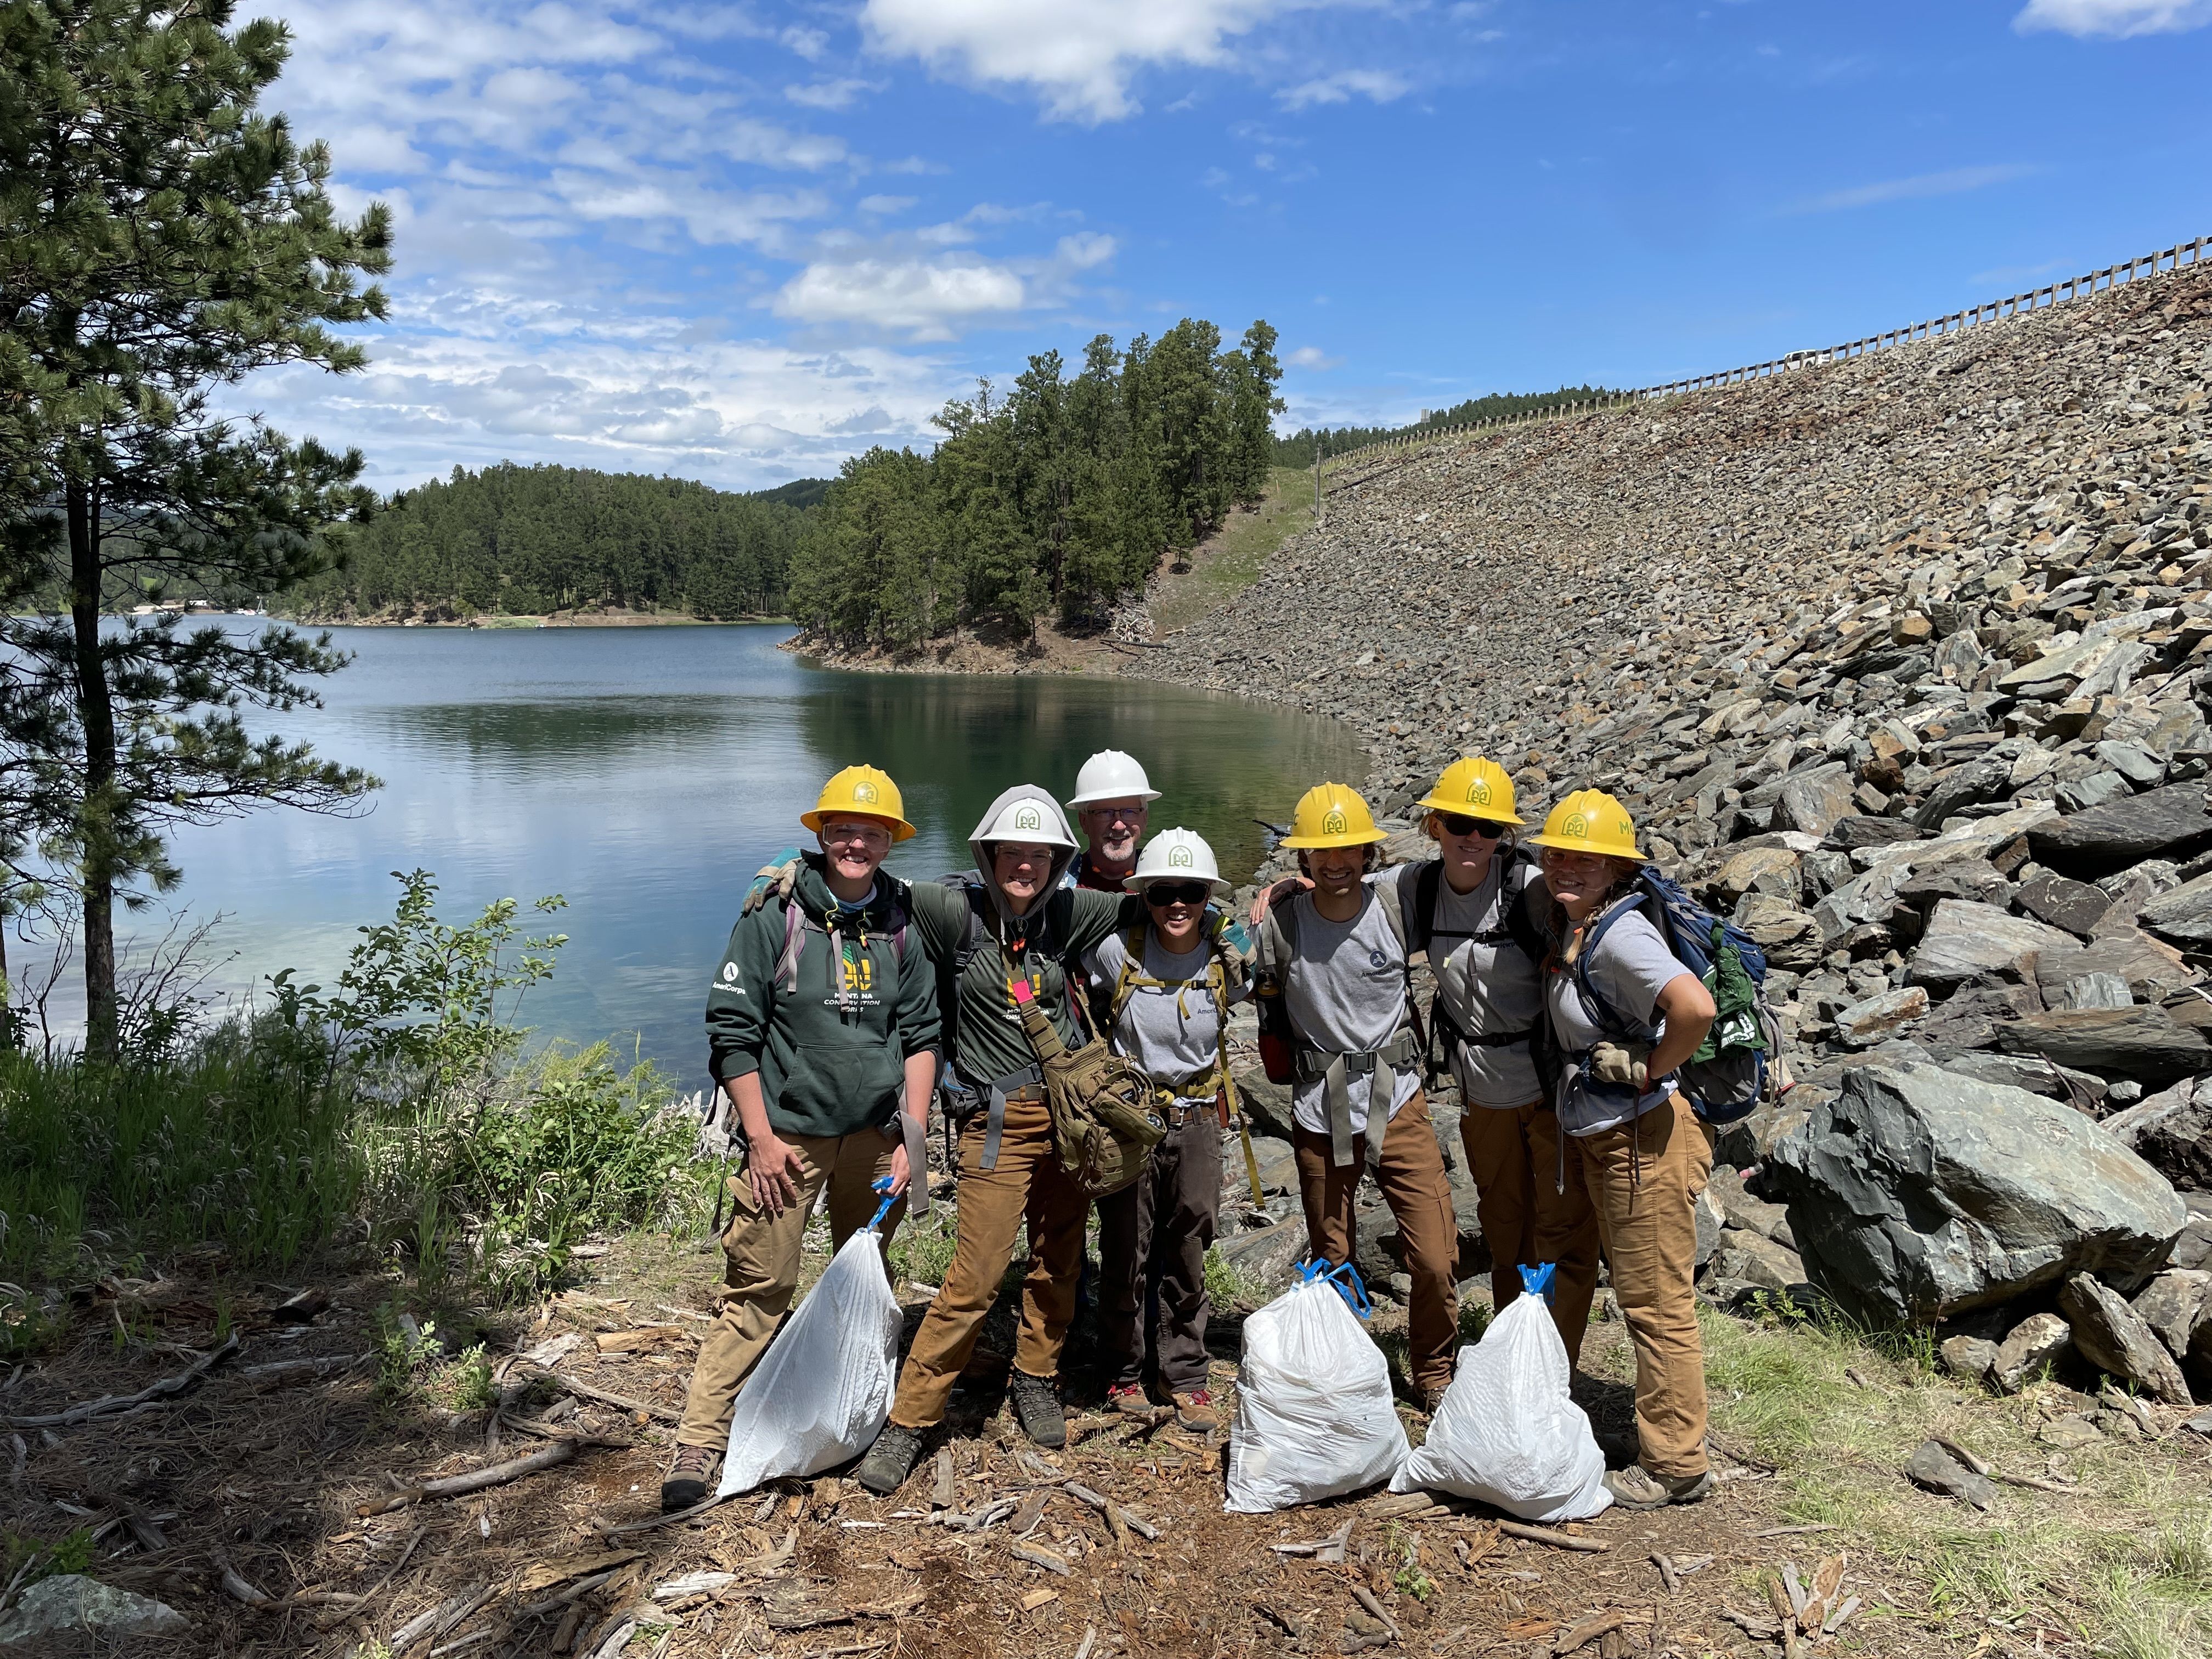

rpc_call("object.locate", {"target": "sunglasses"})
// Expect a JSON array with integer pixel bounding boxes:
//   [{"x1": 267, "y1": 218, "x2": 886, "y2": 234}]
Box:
[
  {"x1": 1436, "y1": 813, "x2": 1508, "y2": 839},
  {"x1": 1143, "y1": 881, "x2": 1211, "y2": 908}
]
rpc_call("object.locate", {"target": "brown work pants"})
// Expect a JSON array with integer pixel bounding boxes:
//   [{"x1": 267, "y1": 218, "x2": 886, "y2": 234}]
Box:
[
  {"x1": 889, "y1": 1095, "x2": 1087, "y2": 1430},
  {"x1": 675, "y1": 1126, "x2": 905, "y2": 1451},
  {"x1": 1458, "y1": 1099, "x2": 1602, "y2": 1355},
  {"x1": 1291, "y1": 1087, "x2": 1460, "y2": 1395},
  {"x1": 1096, "y1": 1105, "x2": 1222, "y2": 1395},
  {"x1": 1554, "y1": 1093, "x2": 1713, "y2": 1480}
]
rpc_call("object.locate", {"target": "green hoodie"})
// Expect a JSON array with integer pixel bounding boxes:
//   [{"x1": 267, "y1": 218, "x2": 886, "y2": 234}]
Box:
[{"x1": 704, "y1": 856, "x2": 940, "y2": 1139}]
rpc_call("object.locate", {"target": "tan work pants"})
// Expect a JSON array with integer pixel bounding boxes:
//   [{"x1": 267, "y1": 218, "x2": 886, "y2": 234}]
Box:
[
  {"x1": 1291, "y1": 1087, "x2": 1460, "y2": 1395},
  {"x1": 889, "y1": 1095, "x2": 1087, "y2": 1430},
  {"x1": 675, "y1": 1127, "x2": 905, "y2": 1451},
  {"x1": 1459, "y1": 1099, "x2": 1602, "y2": 1355},
  {"x1": 1555, "y1": 1092, "x2": 1713, "y2": 1480}
]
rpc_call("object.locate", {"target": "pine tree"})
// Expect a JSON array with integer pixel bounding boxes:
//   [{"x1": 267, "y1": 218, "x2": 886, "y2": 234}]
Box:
[
  {"x1": 0, "y1": 0, "x2": 392, "y2": 1057},
  {"x1": 1228, "y1": 320, "x2": 1285, "y2": 501}
]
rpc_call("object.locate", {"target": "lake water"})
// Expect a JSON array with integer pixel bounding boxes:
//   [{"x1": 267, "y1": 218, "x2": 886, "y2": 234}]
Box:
[{"x1": 70, "y1": 623, "x2": 1365, "y2": 1081}]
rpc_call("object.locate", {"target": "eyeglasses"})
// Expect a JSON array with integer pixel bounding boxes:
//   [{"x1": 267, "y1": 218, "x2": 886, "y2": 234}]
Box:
[
  {"x1": 1084, "y1": 804, "x2": 1146, "y2": 823},
  {"x1": 1143, "y1": 881, "x2": 1210, "y2": 908},
  {"x1": 1436, "y1": 813, "x2": 1508, "y2": 839},
  {"x1": 820, "y1": 822, "x2": 889, "y2": 848}
]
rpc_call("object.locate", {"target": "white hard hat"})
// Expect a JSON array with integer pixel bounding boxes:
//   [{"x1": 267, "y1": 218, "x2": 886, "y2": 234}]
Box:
[
  {"x1": 1127, "y1": 828, "x2": 1229, "y2": 899},
  {"x1": 1068, "y1": 749, "x2": 1161, "y2": 808},
  {"x1": 973, "y1": 789, "x2": 1079, "y2": 850}
]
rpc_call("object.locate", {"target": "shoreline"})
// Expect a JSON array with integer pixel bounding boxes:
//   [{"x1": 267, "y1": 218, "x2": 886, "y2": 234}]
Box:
[{"x1": 274, "y1": 611, "x2": 794, "y2": 630}]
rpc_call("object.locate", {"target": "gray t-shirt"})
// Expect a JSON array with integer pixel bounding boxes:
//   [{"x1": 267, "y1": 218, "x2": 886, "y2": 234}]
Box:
[
  {"x1": 1420, "y1": 860, "x2": 1545, "y2": 1109},
  {"x1": 1546, "y1": 905, "x2": 1691, "y2": 1133},
  {"x1": 1085, "y1": 929, "x2": 1249, "y2": 1108},
  {"x1": 1279, "y1": 881, "x2": 1421, "y2": 1137}
]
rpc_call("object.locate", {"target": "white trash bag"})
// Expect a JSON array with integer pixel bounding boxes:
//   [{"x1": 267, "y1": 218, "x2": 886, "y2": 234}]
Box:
[
  {"x1": 1391, "y1": 1265, "x2": 1611, "y2": 1522},
  {"x1": 1226, "y1": 1262, "x2": 1409, "y2": 1513},
  {"x1": 718, "y1": 1197, "x2": 903, "y2": 1496}
]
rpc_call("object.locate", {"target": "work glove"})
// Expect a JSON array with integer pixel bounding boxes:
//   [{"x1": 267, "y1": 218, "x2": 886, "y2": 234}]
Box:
[
  {"x1": 1589, "y1": 1041, "x2": 1651, "y2": 1092},
  {"x1": 740, "y1": 854, "x2": 803, "y2": 916}
]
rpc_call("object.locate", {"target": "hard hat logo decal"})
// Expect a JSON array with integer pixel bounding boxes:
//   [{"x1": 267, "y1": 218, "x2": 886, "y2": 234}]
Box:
[
  {"x1": 1169, "y1": 846, "x2": 1193, "y2": 868},
  {"x1": 1322, "y1": 808, "x2": 1347, "y2": 836},
  {"x1": 1466, "y1": 778, "x2": 1492, "y2": 805},
  {"x1": 1563, "y1": 812, "x2": 1590, "y2": 840},
  {"x1": 1013, "y1": 805, "x2": 1042, "y2": 831},
  {"x1": 853, "y1": 780, "x2": 878, "y2": 804}
]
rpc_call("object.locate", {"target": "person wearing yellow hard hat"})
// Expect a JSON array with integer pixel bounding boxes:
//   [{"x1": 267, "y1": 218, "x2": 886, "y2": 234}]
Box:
[
  {"x1": 1381, "y1": 759, "x2": 1601, "y2": 1345},
  {"x1": 1251, "y1": 782, "x2": 1461, "y2": 1412},
  {"x1": 670, "y1": 765, "x2": 938, "y2": 1510},
  {"x1": 1531, "y1": 788, "x2": 1718, "y2": 1511}
]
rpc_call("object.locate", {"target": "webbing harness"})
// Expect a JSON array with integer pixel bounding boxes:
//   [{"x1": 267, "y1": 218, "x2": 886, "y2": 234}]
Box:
[{"x1": 1102, "y1": 921, "x2": 1242, "y2": 1121}]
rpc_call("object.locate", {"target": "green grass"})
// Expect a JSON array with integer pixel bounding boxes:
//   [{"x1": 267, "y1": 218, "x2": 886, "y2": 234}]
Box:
[
  {"x1": 1148, "y1": 467, "x2": 1318, "y2": 636},
  {"x1": 1680, "y1": 1301, "x2": 2212, "y2": 1652},
  {"x1": 0, "y1": 1024, "x2": 364, "y2": 1286},
  {"x1": 1202, "y1": 1245, "x2": 1272, "y2": 1313}
]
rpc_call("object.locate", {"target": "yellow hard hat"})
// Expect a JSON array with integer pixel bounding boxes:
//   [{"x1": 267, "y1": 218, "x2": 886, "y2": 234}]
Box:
[
  {"x1": 1527, "y1": 788, "x2": 1645, "y2": 862},
  {"x1": 1414, "y1": 757, "x2": 1525, "y2": 826},
  {"x1": 800, "y1": 764, "x2": 917, "y2": 843},
  {"x1": 1280, "y1": 782, "x2": 1387, "y2": 849}
]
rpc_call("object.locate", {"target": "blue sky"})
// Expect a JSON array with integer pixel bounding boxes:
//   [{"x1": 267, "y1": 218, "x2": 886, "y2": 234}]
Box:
[{"x1": 251, "y1": 0, "x2": 2212, "y2": 493}]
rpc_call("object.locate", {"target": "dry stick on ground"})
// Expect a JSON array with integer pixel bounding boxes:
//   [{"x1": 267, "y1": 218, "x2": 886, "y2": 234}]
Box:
[
  {"x1": 1552, "y1": 1610, "x2": 1637, "y2": 1656},
  {"x1": 1348, "y1": 1584, "x2": 1402, "y2": 1644},
  {"x1": 358, "y1": 1441, "x2": 577, "y2": 1516},
  {"x1": 540, "y1": 1369, "x2": 681, "y2": 1424},
  {"x1": 596, "y1": 1492, "x2": 730, "y2": 1537},
  {"x1": 1, "y1": 1334, "x2": 242, "y2": 1429},
  {"x1": 1498, "y1": 1521, "x2": 1609, "y2": 1554},
  {"x1": 1064, "y1": 1481, "x2": 1158, "y2": 1542},
  {"x1": 1651, "y1": 1553, "x2": 1680, "y2": 1596}
]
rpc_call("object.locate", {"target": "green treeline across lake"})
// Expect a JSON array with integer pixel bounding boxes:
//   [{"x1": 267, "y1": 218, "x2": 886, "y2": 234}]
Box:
[
  {"x1": 292, "y1": 464, "x2": 805, "y2": 620},
  {"x1": 792, "y1": 318, "x2": 1282, "y2": 645}
]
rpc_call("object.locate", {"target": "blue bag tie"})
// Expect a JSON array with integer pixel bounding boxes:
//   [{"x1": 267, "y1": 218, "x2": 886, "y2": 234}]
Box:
[
  {"x1": 1519, "y1": 1261, "x2": 1558, "y2": 1307},
  {"x1": 1296, "y1": 1256, "x2": 1374, "y2": 1319},
  {"x1": 866, "y1": 1175, "x2": 900, "y2": 1234}
]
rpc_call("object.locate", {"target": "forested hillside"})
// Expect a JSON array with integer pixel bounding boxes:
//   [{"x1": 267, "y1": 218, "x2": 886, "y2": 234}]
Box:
[
  {"x1": 789, "y1": 318, "x2": 1282, "y2": 646},
  {"x1": 1270, "y1": 383, "x2": 1617, "y2": 469},
  {"x1": 290, "y1": 464, "x2": 807, "y2": 620}
]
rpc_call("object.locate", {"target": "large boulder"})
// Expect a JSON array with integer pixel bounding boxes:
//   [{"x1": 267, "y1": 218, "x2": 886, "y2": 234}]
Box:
[
  {"x1": 2058, "y1": 1273, "x2": 2194, "y2": 1404},
  {"x1": 2101, "y1": 1079, "x2": 2212, "y2": 1192},
  {"x1": 1993, "y1": 1006, "x2": 2212, "y2": 1086},
  {"x1": 2131, "y1": 1269, "x2": 2210, "y2": 1361},
  {"x1": 1764, "y1": 1063, "x2": 2187, "y2": 1325},
  {"x1": 1773, "y1": 764, "x2": 1857, "y2": 838},
  {"x1": 2026, "y1": 783, "x2": 2212, "y2": 878},
  {"x1": 2137, "y1": 871, "x2": 2212, "y2": 946},
  {"x1": 1908, "y1": 900, "x2": 2083, "y2": 990}
]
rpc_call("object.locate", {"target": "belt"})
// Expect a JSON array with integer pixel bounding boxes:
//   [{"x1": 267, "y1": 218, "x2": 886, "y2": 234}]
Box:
[
  {"x1": 952, "y1": 1063, "x2": 1045, "y2": 1171},
  {"x1": 1294, "y1": 1031, "x2": 1418, "y2": 1173}
]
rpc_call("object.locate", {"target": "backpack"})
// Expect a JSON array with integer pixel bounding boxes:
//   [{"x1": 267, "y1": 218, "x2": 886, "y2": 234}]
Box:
[
  {"x1": 1097, "y1": 918, "x2": 1247, "y2": 1122},
  {"x1": 1567, "y1": 867, "x2": 1786, "y2": 1126},
  {"x1": 1252, "y1": 875, "x2": 1421, "y2": 1086},
  {"x1": 1381, "y1": 854, "x2": 1551, "y2": 1091},
  {"x1": 1007, "y1": 973, "x2": 1166, "y2": 1200},
  {"x1": 768, "y1": 874, "x2": 911, "y2": 1003}
]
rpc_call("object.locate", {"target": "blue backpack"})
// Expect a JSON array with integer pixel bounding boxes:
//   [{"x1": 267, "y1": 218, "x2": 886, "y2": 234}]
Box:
[{"x1": 1572, "y1": 867, "x2": 1783, "y2": 1126}]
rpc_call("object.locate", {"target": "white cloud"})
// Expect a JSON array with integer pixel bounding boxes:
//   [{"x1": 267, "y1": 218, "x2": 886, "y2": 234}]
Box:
[
  {"x1": 786, "y1": 77, "x2": 881, "y2": 111},
  {"x1": 1286, "y1": 345, "x2": 1342, "y2": 369},
  {"x1": 772, "y1": 257, "x2": 1030, "y2": 337},
  {"x1": 857, "y1": 194, "x2": 917, "y2": 215},
  {"x1": 1277, "y1": 69, "x2": 1410, "y2": 111},
  {"x1": 861, "y1": 0, "x2": 1305, "y2": 121},
  {"x1": 2015, "y1": 0, "x2": 2212, "y2": 35},
  {"x1": 1054, "y1": 232, "x2": 1117, "y2": 270},
  {"x1": 1793, "y1": 163, "x2": 2036, "y2": 213}
]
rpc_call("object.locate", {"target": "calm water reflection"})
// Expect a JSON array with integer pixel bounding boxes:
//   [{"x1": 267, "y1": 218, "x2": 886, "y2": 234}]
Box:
[{"x1": 108, "y1": 623, "x2": 1365, "y2": 1080}]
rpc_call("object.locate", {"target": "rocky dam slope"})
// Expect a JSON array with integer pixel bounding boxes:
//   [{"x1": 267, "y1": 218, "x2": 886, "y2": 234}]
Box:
[{"x1": 1154, "y1": 258, "x2": 2212, "y2": 1400}]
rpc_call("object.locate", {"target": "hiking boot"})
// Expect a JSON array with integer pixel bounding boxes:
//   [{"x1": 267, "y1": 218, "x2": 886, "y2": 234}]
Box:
[
  {"x1": 1602, "y1": 1464, "x2": 1716, "y2": 1510},
  {"x1": 1107, "y1": 1383, "x2": 1151, "y2": 1417},
  {"x1": 661, "y1": 1443, "x2": 719, "y2": 1513},
  {"x1": 855, "y1": 1423, "x2": 924, "y2": 1495},
  {"x1": 1171, "y1": 1389, "x2": 1220, "y2": 1432},
  {"x1": 1008, "y1": 1369, "x2": 1067, "y2": 1448}
]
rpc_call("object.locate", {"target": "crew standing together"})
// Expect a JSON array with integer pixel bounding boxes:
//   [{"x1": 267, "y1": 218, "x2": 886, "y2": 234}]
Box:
[{"x1": 672, "y1": 742, "x2": 1728, "y2": 1517}]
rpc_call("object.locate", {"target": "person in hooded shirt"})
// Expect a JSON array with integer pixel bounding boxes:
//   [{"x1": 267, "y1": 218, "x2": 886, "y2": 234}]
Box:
[
  {"x1": 665, "y1": 766, "x2": 939, "y2": 1511},
  {"x1": 854, "y1": 785, "x2": 1143, "y2": 1496}
]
